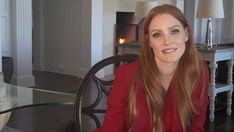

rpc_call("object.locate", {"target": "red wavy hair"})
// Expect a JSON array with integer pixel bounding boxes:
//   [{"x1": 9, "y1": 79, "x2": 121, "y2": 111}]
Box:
[{"x1": 127, "y1": 4, "x2": 205, "y2": 132}]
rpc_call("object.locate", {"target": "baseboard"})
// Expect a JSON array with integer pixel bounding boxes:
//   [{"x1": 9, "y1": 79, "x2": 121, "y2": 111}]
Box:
[
  {"x1": 11, "y1": 75, "x2": 35, "y2": 87},
  {"x1": 2, "y1": 126, "x2": 21, "y2": 132}
]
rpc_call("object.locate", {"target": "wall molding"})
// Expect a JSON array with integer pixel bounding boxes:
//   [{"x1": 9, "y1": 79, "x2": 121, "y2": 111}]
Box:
[{"x1": 11, "y1": 0, "x2": 35, "y2": 86}]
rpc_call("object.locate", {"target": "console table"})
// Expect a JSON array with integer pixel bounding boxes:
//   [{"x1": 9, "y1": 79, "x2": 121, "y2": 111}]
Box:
[
  {"x1": 118, "y1": 43, "x2": 234, "y2": 122},
  {"x1": 196, "y1": 44, "x2": 234, "y2": 122}
]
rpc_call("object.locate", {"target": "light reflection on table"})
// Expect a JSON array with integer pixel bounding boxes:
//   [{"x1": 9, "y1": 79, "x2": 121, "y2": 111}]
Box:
[{"x1": 0, "y1": 83, "x2": 75, "y2": 130}]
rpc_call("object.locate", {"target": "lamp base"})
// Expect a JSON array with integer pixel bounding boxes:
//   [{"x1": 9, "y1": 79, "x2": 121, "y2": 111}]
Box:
[{"x1": 205, "y1": 18, "x2": 213, "y2": 48}]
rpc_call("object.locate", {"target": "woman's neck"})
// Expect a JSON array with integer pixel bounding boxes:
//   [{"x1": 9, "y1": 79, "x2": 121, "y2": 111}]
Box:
[
  {"x1": 157, "y1": 61, "x2": 177, "y2": 76},
  {"x1": 157, "y1": 62, "x2": 178, "y2": 91}
]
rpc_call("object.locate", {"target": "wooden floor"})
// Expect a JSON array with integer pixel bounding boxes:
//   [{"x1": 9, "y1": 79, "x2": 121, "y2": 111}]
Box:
[
  {"x1": 205, "y1": 109, "x2": 234, "y2": 132},
  {"x1": 5, "y1": 70, "x2": 234, "y2": 132}
]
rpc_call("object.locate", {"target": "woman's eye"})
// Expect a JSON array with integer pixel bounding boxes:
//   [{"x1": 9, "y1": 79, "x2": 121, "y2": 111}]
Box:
[
  {"x1": 152, "y1": 32, "x2": 161, "y2": 38},
  {"x1": 171, "y1": 29, "x2": 180, "y2": 35}
]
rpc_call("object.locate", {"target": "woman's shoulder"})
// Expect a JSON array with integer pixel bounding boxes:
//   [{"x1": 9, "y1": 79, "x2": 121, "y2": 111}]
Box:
[
  {"x1": 116, "y1": 60, "x2": 141, "y2": 74},
  {"x1": 115, "y1": 60, "x2": 141, "y2": 84}
]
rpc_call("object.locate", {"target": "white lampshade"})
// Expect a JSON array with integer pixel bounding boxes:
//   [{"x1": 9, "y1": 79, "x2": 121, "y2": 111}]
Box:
[
  {"x1": 135, "y1": 1, "x2": 158, "y2": 17},
  {"x1": 196, "y1": 0, "x2": 224, "y2": 18}
]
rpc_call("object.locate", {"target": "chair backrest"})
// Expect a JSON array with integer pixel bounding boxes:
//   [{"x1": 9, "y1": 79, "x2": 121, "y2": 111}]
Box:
[{"x1": 74, "y1": 54, "x2": 138, "y2": 132}]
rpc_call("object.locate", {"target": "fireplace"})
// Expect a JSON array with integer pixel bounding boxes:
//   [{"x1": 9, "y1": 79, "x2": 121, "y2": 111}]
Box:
[{"x1": 115, "y1": 12, "x2": 141, "y2": 55}]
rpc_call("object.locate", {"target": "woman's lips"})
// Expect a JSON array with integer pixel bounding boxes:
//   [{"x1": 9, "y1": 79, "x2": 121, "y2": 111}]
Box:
[{"x1": 162, "y1": 48, "x2": 177, "y2": 53}]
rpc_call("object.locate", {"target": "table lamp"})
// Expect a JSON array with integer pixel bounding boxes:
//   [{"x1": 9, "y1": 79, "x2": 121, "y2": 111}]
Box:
[
  {"x1": 135, "y1": 1, "x2": 158, "y2": 40},
  {"x1": 196, "y1": 0, "x2": 224, "y2": 48}
]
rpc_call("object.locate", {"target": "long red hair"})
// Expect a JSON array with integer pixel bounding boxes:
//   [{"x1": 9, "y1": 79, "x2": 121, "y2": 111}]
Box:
[{"x1": 127, "y1": 4, "x2": 205, "y2": 132}]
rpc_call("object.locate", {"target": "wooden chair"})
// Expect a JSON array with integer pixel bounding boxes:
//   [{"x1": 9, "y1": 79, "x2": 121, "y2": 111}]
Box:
[{"x1": 74, "y1": 54, "x2": 138, "y2": 132}]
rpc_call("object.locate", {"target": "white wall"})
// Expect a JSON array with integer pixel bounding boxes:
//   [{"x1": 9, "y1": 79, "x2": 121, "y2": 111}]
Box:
[
  {"x1": 79, "y1": 0, "x2": 91, "y2": 76},
  {"x1": 231, "y1": 1, "x2": 234, "y2": 42},
  {"x1": 103, "y1": 0, "x2": 117, "y2": 60},
  {"x1": 91, "y1": 0, "x2": 103, "y2": 66},
  {"x1": 157, "y1": 0, "x2": 172, "y2": 5},
  {"x1": 32, "y1": 0, "x2": 43, "y2": 70},
  {"x1": 0, "y1": 0, "x2": 11, "y2": 58},
  {"x1": 103, "y1": 0, "x2": 139, "y2": 60},
  {"x1": 187, "y1": 0, "x2": 234, "y2": 44},
  {"x1": 34, "y1": 0, "x2": 82, "y2": 76},
  {"x1": 33, "y1": 0, "x2": 104, "y2": 78},
  {"x1": 0, "y1": 0, "x2": 12, "y2": 73},
  {"x1": 221, "y1": 0, "x2": 234, "y2": 43},
  {"x1": 102, "y1": 0, "x2": 139, "y2": 76},
  {"x1": 11, "y1": 0, "x2": 34, "y2": 86},
  {"x1": 33, "y1": 0, "x2": 138, "y2": 77}
]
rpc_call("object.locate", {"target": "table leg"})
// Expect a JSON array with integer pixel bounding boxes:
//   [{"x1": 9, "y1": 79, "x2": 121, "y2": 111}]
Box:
[
  {"x1": 226, "y1": 60, "x2": 233, "y2": 116},
  {"x1": 209, "y1": 62, "x2": 217, "y2": 122}
]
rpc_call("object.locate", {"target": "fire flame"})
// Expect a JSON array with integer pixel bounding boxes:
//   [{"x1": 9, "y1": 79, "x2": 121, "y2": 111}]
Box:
[{"x1": 119, "y1": 38, "x2": 126, "y2": 44}]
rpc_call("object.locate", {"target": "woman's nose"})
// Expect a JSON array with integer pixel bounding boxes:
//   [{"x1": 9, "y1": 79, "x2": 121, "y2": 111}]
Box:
[{"x1": 164, "y1": 34, "x2": 172, "y2": 45}]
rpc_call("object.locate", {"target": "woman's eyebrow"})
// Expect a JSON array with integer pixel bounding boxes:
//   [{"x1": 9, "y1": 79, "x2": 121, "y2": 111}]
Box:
[
  {"x1": 169, "y1": 25, "x2": 182, "y2": 30},
  {"x1": 150, "y1": 29, "x2": 161, "y2": 34},
  {"x1": 149, "y1": 24, "x2": 183, "y2": 34}
]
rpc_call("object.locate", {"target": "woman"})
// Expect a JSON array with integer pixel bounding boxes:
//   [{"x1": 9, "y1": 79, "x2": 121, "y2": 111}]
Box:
[{"x1": 96, "y1": 4, "x2": 209, "y2": 132}]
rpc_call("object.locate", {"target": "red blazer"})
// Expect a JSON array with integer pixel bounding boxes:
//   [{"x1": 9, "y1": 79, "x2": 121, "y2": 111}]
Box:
[{"x1": 95, "y1": 60, "x2": 209, "y2": 132}]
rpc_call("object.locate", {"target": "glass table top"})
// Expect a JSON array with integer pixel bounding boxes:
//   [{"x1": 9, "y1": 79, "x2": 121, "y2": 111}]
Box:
[{"x1": 0, "y1": 83, "x2": 75, "y2": 114}]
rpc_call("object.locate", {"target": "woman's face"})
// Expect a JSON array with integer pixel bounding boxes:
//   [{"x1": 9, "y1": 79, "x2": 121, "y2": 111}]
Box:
[{"x1": 148, "y1": 13, "x2": 188, "y2": 66}]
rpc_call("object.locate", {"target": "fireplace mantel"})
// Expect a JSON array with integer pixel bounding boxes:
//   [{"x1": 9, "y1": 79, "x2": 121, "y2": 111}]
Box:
[{"x1": 117, "y1": 42, "x2": 140, "y2": 55}]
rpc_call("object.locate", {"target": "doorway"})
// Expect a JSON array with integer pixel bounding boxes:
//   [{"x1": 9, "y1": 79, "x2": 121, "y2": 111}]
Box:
[{"x1": 32, "y1": 0, "x2": 81, "y2": 77}]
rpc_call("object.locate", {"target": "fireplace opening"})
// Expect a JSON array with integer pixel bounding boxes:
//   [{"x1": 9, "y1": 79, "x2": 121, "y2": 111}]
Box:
[{"x1": 115, "y1": 11, "x2": 141, "y2": 55}]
